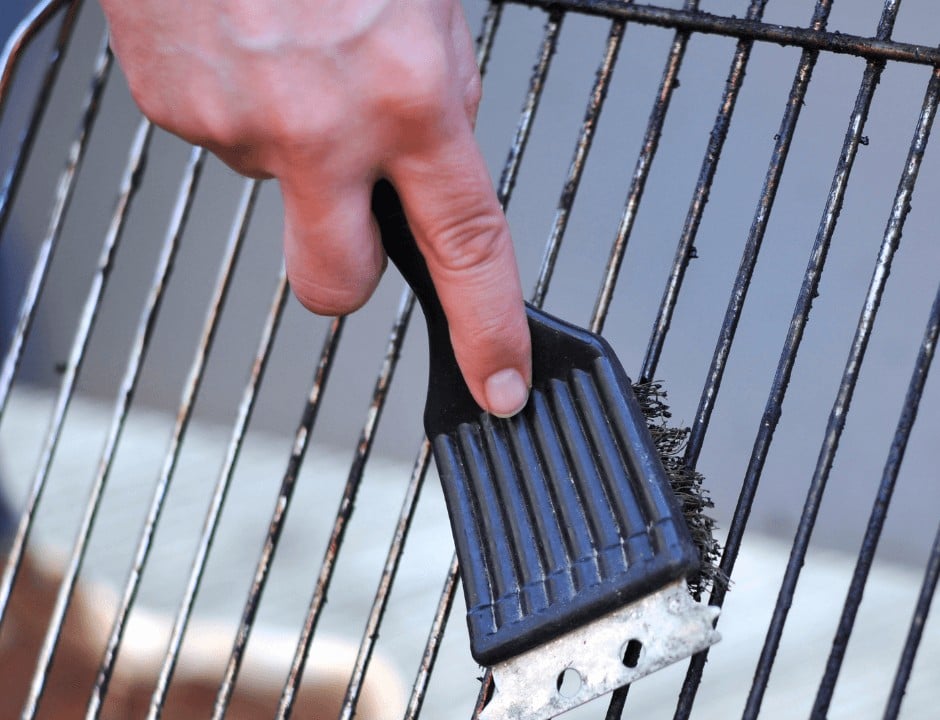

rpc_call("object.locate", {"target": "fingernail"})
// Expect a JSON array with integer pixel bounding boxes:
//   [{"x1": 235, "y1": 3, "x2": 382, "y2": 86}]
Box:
[{"x1": 485, "y1": 368, "x2": 529, "y2": 418}]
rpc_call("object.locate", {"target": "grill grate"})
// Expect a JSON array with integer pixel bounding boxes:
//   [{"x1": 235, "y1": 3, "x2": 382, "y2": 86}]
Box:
[{"x1": 1, "y1": 1, "x2": 938, "y2": 719}]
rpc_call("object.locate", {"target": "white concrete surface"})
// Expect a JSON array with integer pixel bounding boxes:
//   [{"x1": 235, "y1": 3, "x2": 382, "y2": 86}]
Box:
[{"x1": 2, "y1": 388, "x2": 936, "y2": 719}]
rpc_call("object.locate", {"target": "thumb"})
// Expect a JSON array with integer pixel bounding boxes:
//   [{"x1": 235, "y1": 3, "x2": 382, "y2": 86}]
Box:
[{"x1": 389, "y1": 127, "x2": 531, "y2": 418}]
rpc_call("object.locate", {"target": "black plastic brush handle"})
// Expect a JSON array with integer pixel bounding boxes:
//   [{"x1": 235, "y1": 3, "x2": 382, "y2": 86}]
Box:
[
  {"x1": 371, "y1": 180, "x2": 441, "y2": 326},
  {"x1": 371, "y1": 180, "x2": 482, "y2": 425}
]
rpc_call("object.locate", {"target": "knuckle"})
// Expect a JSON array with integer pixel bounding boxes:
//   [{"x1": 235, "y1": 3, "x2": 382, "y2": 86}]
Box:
[
  {"x1": 379, "y1": 44, "x2": 450, "y2": 118},
  {"x1": 270, "y1": 101, "x2": 342, "y2": 150},
  {"x1": 426, "y1": 211, "x2": 505, "y2": 274},
  {"x1": 129, "y1": 80, "x2": 245, "y2": 153},
  {"x1": 405, "y1": 45, "x2": 449, "y2": 97}
]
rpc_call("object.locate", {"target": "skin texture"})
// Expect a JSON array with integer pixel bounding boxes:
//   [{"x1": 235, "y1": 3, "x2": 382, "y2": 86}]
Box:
[{"x1": 99, "y1": 0, "x2": 531, "y2": 417}]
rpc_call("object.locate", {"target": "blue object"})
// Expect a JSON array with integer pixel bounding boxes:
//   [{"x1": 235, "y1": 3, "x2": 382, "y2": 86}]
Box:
[{"x1": 0, "y1": 0, "x2": 38, "y2": 553}]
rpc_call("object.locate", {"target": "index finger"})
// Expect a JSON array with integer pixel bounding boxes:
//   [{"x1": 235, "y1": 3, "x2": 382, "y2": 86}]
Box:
[{"x1": 388, "y1": 126, "x2": 531, "y2": 418}]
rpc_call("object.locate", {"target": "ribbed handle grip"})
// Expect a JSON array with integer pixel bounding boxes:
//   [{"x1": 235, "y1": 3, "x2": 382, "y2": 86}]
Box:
[{"x1": 431, "y1": 336, "x2": 699, "y2": 664}]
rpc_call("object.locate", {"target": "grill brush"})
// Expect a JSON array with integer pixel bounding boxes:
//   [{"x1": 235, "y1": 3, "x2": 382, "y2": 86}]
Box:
[{"x1": 372, "y1": 180, "x2": 721, "y2": 720}]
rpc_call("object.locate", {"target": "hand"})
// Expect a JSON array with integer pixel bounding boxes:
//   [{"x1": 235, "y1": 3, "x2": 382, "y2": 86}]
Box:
[{"x1": 99, "y1": 0, "x2": 532, "y2": 417}]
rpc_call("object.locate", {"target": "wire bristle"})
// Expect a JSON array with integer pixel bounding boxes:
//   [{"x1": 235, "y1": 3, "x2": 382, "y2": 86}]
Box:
[{"x1": 632, "y1": 381, "x2": 728, "y2": 600}]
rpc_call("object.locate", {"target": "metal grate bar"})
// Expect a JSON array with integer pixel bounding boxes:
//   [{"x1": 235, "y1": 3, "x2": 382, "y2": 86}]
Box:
[
  {"x1": 0, "y1": 0, "x2": 83, "y2": 245},
  {"x1": 532, "y1": 15, "x2": 625, "y2": 308},
  {"x1": 211, "y1": 315, "x2": 345, "y2": 719},
  {"x1": 684, "y1": 0, "x2": 832, "y2": 470},
  {"x1": 496, "y1": 10, "x2": 563, "y2": 210},
  {"x1": 473, "y1": 663, "x2": 494, "y2": 719},
  {"x1": 641, "y1": 0, "x2": 768, "y2": 382},
  {"x1": 0, "y1": 0, "x2": 73, "y2": 105},
  {"x1": 814, "y1": 277, "x2": 940, "y2": 715},
  {"x1": 328, "y1": 288, "x2": 416, "y2": 720},
  {"x1": 146, "y1": 267, "x2": 293, "y2": 719},
  {"x1": 885, "y1": 515, "x2": 940, "y2": 719},
  {"x1": 743, "y1": 61, "x2": 940, "y2": 720},
  {"x1": 474, "y1": 0, "x2": 504, "y2": 76},
  {"x1": 676, "y1": 1, "x2": 901, "y2": 714},
  {"x1": 510, "y1": 0, "x2": 940, "y2": 67},
  {"x1": 0, "y1": 30, "x2": 111, "y2": 423},
  {"x1": 0, "y1": 118, "x2": 152, "y2": 636},
  {"x1": 87, "y1": 178, "x2": 260, "y2": 717},
  {"x1": 275, "y1": 289, "x2": 416, "y2": 719},
  {"x1": 338, "y1": 378, "x2": 429, "y2": 720},
  {"x1": 405, "y1": 552, "x2": 461, "y2": 720},
  {"x1": 591, "y1": 0, "x2": 698, "y2": 338},
  {"x1": 20, "y1": 121, "x2": 152, "y2": 713},
  {"x1": 24, "y1": 145, "x2": 206, "y2": 717}
]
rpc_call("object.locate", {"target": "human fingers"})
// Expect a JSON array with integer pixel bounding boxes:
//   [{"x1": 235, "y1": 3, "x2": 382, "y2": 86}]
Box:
[
  {"x1": 279, "y1": 172, "x2": 386, "y2": 317},
  {"x1": 389, "y1": 123, "x2": 531, "y2": 418}
]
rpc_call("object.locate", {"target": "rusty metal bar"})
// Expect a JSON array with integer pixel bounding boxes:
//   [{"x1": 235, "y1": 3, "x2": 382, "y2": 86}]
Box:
[
  {"x1": 475, "y1": 1, "x2": 503, "y2": 76},
  {"x1": 572, "y1": 0, "x2": 704, "y2": 713},
  {"x1": 473, "y1": 666, "x2": 495, "y2": 719},
  {"x1": 0, "y1": 0, "x2": 83, "y2": 245},
  {"x1": 275, "y1": 288, "x2": 416, "y2": 719},
  {"x1": 531, "y1": 15, "x2": 626, "y2": 308},
  {"x1": 86, "y1": 179, "x2": 260, "y2": 718},
  {"x1": 510, "y1": 0, "x2": 940, "y2": 67},
  {"x1": 210, "y1": 315, "x2": 345, "y2": 719},
  {"x1": 0, "y1": 31, "x2": 112, "y2": 423},
  {"x1": 0, "y1": 118, "x2": 153, "y2": 636},
  {"x1": 403, "y1": 552, "x2": 461, "y2": 720},
  {"x1": 815, "y1": 277, "x2": 940, "y2": 715},
  {"x1": 496, "y1": 9, "x2": 564, "y2": 210},
  {"x1": 23, "y1": 146, "x2": 206, "y2": 718},
  {"x1": 742, "y1": 62, "x2": 940, "y2": 720},
  {"x1": 676, "y1": 1, "x2": 902, "y2": 715},
  {"x1": 641, "y1": 0, "x2": 769, "y2": 381},
  {"x1": 338, "y1": 396, "x2": 430, "y2": 720},
  {"x1": 885, "y1": 516, "x2": 940, "y2": 719},
  {"x1": 146, "y1": 264, "x2": 292, "y2": 719},
  {"x1": 591, "y1": 0, "x2": 698, "y2": 338},
  {"x1": 684, "y1": 0, "x2": 832, "y2": 469}
]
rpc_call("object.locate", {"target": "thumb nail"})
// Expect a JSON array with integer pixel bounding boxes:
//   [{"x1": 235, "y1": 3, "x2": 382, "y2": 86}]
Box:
[{"x1": 484, "y1": 368, "x2": 529, "y2": 418}]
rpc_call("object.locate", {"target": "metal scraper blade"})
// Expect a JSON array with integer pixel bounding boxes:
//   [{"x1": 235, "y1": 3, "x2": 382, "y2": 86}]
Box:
[{"x1": 479, "y1": 580, "x2": 720, "y2": 720}]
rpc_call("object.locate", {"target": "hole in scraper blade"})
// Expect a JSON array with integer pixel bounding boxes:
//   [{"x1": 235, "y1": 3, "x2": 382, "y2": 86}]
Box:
[
  {"x1": 556, "y1": 667, "x2": 582, "y2": 698},
  {"x1": 622, "y1": 639, "x2": 643, "y2": 668}
]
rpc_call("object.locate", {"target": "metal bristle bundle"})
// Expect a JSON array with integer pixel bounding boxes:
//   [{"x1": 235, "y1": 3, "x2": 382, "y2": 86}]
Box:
[{"x1": 632, "y1": 381, "x2": 727, "y2": 600}]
